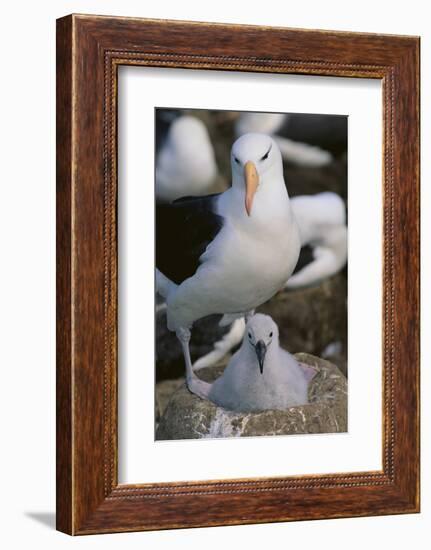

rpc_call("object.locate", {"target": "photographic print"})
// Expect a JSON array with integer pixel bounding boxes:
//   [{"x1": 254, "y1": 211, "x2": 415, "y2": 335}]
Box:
[
  {"x1": 155, "y1": 108, "x2": 348, "y2": 440},
  {"x1": 57, "y1": 16, "x2": 420, "y2": 533}
]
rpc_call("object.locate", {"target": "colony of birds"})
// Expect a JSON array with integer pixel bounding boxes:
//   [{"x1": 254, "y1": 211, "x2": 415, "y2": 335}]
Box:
[{"x1": 155, "y1": 109, "x2": 348, "y2": 419}]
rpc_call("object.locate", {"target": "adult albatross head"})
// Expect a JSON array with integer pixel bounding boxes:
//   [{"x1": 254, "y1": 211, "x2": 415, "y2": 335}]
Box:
[{"x1": 231, "y1": 133, "x2": 284, "y2": 216}]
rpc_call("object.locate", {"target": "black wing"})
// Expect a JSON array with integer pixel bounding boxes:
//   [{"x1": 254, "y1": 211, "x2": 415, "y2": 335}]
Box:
[{"x1": 156, "y1": 193, "x2": 224, "y2": 285}]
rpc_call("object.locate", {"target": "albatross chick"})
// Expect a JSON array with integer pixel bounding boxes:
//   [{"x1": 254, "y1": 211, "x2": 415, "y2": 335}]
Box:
[{"x1": 188, "y1": 314, "x2": 313, "y2": 411}]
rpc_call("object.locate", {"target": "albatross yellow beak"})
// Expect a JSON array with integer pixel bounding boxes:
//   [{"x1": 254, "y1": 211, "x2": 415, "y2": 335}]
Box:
[{"x1": 244, "y1": 161, "x2": 259, "y2": 216}]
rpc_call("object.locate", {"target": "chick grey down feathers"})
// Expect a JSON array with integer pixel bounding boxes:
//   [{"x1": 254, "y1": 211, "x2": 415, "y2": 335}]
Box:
[{"x1": 188, "y1": 314, "x2": 313, "y2": 412}]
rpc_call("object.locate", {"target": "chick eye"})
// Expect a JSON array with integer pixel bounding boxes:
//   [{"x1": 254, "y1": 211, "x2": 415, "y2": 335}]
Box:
[
  {"x1": 269, "y1": 332, "x2": 273, "y2": 337},
  {"x1": 248, "y1": 332, "x2": 252, "y2": 339},
  {"x1": 234, "y1": 156, "x2": 240, "y2": 165}
]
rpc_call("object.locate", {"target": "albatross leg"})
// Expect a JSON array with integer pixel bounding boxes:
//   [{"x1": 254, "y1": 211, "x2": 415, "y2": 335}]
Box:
[{"x1": 176, "y1": 327, "x2": 211, "y2": 400}]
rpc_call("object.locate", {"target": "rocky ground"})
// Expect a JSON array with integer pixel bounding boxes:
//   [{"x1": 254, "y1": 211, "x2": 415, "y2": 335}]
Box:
[{"x1": 156, "y1": 354, "x2": 347, "y2": 440}]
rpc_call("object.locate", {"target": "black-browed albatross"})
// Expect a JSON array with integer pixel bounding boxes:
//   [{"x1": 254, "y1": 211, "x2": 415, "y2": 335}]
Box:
[{"x1": 156, "y1": 132, "x2": 300, "y2": 398}]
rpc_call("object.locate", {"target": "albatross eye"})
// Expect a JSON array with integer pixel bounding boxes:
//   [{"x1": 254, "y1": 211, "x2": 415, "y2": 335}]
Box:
[
  {"x1": 260, "y1": 146, "x2": 272, "y2": 161},
  {"x1": 269, "y1": 331, "x2": 273, "y2": 337},
  {"x1": 234, "y1": 156, "x2": 240, "y2": 165},
  {"x1": 248, "y1": 332, "x2": 252, "y2": 339}
]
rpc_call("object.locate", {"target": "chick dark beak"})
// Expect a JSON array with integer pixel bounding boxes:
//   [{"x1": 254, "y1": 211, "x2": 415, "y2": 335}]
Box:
[{"x1": 255, "y1": 340, "x2": 267, "y2": 374}]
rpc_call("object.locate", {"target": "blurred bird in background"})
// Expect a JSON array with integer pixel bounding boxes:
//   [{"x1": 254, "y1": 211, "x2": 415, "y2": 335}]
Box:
[
  {"x1": 156, "y1": 115, "x2": 219, "y2": 202},
  {"x1": 235, "y1": 111, "x2": 347, "y2": 165}
]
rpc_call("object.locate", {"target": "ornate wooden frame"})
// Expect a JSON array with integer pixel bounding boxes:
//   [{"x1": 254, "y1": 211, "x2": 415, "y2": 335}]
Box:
[{"x1": 56, "y1": 14, "x2": 420, "y2": 535}]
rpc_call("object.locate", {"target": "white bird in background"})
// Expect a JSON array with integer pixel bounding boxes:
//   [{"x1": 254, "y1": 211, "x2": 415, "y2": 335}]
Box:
[
  {"x1": 188, "y1": 314, "x2": 314, "y2": 411},
  {"x1": 235, "y1": 112, "x2": 333, "y2": 167},
  {"x1": 286, "y1": 192, "x2": 347, "y2": 289},
  {"x1": 193, "y1": 191, "x2": 347, "y2": 371},
  {"x1": 156, "y1": 115, "x2": 218, "y2": 202},
  {"x1": 156, "y1": 133, "x2": 301, "y2": 398},
  {"x1": 235, "y1": 112, "x2": 286, "y2": 136}
]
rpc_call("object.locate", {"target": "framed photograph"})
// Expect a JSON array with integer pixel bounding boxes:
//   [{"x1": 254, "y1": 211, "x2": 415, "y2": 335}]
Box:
[{"x1": 56, "y1": 14, "x2": 420, "y2": 535}]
